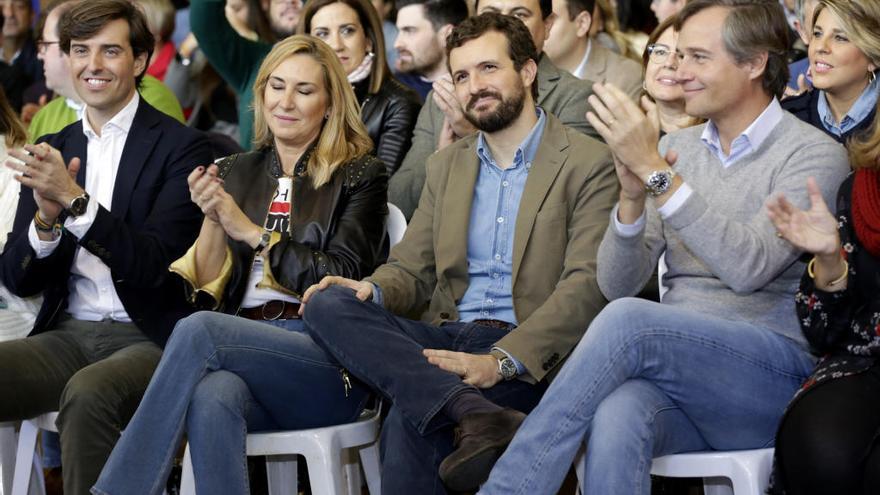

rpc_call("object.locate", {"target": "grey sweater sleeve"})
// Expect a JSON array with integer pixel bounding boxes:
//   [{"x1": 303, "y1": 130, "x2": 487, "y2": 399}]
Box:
[
  {"x1": 597, "y1": 205, "x2": 667, "y2": 300},
  {"x1": 663, "y1": 140, "x2": 850, "y2": 294}
]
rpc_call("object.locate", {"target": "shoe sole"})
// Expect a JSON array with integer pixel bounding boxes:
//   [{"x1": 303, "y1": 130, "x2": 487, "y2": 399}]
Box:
[{"x1": 440, "y1": 439, "x2": 512, "y2": 492}]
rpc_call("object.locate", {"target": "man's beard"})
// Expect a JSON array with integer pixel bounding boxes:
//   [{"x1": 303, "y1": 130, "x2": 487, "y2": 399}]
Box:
[{"x1": 464, "y1": 85, "x2": 525, "y2": 133}]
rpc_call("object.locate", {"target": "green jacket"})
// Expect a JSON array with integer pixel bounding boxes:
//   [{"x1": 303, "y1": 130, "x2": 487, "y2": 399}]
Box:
[
  {"x1": 28, "y1": 75, "x2": 185, "y2": 142},
  {"x1": 190, "y1": 0, "x2": 272, "y2": 150},
  {"x1": 388, "y1": 55, "x2": 600, "y2": 219}
]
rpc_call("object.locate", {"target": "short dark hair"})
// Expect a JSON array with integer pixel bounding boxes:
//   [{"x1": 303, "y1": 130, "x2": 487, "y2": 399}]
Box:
[
  {"x1": 474, "y1": 0, "x2": 553, "y2": 20},
  {"x1": 396, "y1": 0, "x2": 468, "y2": 31},
  {"x1": 676, "y1": 0, "x2": 790, "y2": 99},
  {"x1": 58, "y1": 0, "x2": 155, "y2": 86},
  {"x1": 560, "y1": 0, "x2": 595, "y2": 20},
  {"x1": 445, "y1": 12, "x2": 539, "y2": 100}
]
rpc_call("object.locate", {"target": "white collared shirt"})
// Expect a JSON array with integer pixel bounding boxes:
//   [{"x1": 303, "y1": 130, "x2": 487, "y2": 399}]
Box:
[
  {"x1": 571, "y1": 40, "x2": 593, "y2": 80},
  {"x1": 28, "y1": 92, "x2": 141, "y2": 322}
]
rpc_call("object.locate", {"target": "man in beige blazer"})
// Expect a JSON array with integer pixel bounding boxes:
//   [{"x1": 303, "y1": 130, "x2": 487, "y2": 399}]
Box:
[
  {"x1": 389, "y1": 0, "x2": 601, "y2": 220},
  {"x1": 301, "y1": 12, "x2": 616, "y2": 494},
  {"x1": 544, "y1": 0, "x2": 643, "y2": 100}
]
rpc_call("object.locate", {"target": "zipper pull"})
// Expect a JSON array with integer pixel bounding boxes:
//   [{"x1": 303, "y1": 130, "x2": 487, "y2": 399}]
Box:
[{"x1": 341, "y1": 369, "x2": 352, "y2": 397}]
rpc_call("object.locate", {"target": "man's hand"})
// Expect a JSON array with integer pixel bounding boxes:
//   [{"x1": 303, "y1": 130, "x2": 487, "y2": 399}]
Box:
[
  {"x1": 423, "y1": 349, "x2": 501, "y2": 388},
  {"x1": 782, "y1": 74, "x2": 809, "y2": 99},
  {"x1": 299, "y1": 276, "x2": 375, "y2": 315},
  {"x1": 586, "y1": 83, "x2": 666, "y2": 180},
  {"x1": 432, "y1": 78, "x2": 477, "y2": 140},
  {"x1": 7, "y1": 143, "x2": 83, "y2": 221}
]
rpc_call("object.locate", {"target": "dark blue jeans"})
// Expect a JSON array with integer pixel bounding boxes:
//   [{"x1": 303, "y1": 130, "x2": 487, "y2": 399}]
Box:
[{"x1": 304, "y1": 286, "x2": 547, "y2": 495}]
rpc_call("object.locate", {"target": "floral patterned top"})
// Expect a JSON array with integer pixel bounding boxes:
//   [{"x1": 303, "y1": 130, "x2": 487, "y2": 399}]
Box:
[{"x1": 790, "y1": 173, "x2": 880, "y2": 403}]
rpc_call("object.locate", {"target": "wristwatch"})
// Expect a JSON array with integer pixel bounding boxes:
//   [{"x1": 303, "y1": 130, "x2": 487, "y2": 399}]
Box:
[
  {"x1": 645, "y1": 169, "x2": 676, "y2": 197},
  {"x1": 66, "y1": 192, "x2": 90, "y2": 217},
  {"x1": 497, "y1": 355, "x2": 518, "y2": 381}
]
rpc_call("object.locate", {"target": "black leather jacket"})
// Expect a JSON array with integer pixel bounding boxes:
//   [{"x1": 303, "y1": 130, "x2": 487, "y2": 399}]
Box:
[
  {"x1": 357, "y1": 78, "x2": 422, "y2": 176},
  {"x1": 203, "y1": 147, "x2": 389, "y2": 313}
]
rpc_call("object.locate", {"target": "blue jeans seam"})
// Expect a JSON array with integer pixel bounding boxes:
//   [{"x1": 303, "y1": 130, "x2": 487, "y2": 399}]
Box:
[{"x1": 213, "y1": 344, "x2": 341, "y2": 369}]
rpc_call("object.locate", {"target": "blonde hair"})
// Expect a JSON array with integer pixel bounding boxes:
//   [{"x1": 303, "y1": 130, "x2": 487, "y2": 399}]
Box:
[
  {"x1": 252, "y1": 35, "x2": 374, "y2": 187},
  {"x1": 134, "y1": 0, "x2": 175, "y2": 42},
  {"x1": 814, "y1": 0, "x2": 880, "y2": 170},
  {"x1": 0, "y1": 88, "x2": 25, "y2": 148}
]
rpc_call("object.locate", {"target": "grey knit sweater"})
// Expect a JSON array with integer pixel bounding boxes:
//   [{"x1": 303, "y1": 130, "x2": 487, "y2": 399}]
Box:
[{"x1": 597, "y1": 112, "x2": 851, "y2": 348}]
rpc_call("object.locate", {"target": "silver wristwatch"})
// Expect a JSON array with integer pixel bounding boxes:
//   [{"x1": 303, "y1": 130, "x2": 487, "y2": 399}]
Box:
[
  {"x1": 497, "y1": 356, "x2": 518, "y2": 381},
  {"x1": 645, "y1": 169, "x2": 676, "y2": 197}
]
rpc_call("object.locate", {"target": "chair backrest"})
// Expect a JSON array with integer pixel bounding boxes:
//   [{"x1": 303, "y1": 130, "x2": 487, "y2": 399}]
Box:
[{"x1": 387, "y1": 203, "x2": 407, "y2": 248}]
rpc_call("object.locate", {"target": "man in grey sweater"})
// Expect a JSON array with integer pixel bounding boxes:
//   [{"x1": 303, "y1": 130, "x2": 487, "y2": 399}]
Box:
[{"x1": 458, "y1": 1, "x2": 852, "y2": 494}]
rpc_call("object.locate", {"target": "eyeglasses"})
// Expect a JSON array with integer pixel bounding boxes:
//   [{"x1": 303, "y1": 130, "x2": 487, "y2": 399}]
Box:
[
  {"x1": 37, "y1": 40, "x2": 60, "y2": 54},
  {"x1": 646, "y1": 43, "x2": 674, "y2": 64}
]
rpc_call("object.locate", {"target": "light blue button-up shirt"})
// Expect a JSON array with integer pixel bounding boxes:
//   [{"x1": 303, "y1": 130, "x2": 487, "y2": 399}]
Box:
[
  {"x1": 700, "y1": 97, "x2": 784, "y2": 168},
  {"x1": 456, "y1": 108, "x2": 546, "y2": 326},
  {"x1": 817, "y1": 76, "x2": 880, "y2": 137}
]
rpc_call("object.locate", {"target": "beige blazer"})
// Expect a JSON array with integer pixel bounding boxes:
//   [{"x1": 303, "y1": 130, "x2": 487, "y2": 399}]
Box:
[
  {"x1": 580, "y1": 42, "x2": 644, "y2": 101},
  {"x1": 367, "y1": 114, "x2": 618, "y2": 382}
]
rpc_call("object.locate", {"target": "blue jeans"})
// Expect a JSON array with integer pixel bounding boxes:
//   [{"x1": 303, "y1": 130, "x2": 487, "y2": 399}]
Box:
[
  {"x1": 91, "y1": 311, "x2": 370, "y2": 495},
  {"x1": 304, "y1": 286, "x2": 547, "y2": 494},
  {"x1": 478, "y1": 298, "x2": 815, "y2": 495}
]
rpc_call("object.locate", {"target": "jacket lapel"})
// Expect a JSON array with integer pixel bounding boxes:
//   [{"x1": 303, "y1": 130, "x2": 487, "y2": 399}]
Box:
[
  {"x1": 583, "y1": 43, "x2": 609, "y2": 83},
  {"x1": 437, "y1": 142, "x2": 479, "y2": 301},
  {"x1": 511, "y1": 116, "x2": 569, "y2": 284},
  {"x1": 111, "y1": 100, "x2": 161, "y2": 217}
]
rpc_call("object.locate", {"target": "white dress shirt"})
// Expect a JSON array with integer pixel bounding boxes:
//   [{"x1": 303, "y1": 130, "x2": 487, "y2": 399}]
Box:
[{"x1": 28, "y1": 92, "x2": 141, "y2": 322}]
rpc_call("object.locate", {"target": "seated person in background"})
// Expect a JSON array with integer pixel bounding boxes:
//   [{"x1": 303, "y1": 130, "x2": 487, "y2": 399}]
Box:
[
  {"x1": 767, "y1": 124, "x2": 880, "y2": 495},
  {"x1": 392, "y1": 0, "x2": 468, "y2": 101},
  {"x1": 641, "y1": 15, "x2": 703, "y2": 136},
  {"x1": 0, "y1": 1, "x2": 212, "y2": 494},
  {"x1": 0, "y1": 86, "x2": 39, "y2": 342},
  {"x1": 30, "y1": 0, "x2": 185, "y2": 142},
  {"x1": 301, "y1": 13, "x2": 617, "y2": 493},
  {"x1": 0, "y1": 0, "x2": 43, "y2": 112},
  {"x1": 136, "y1": 0, "x2": 177, "y2": 81},
  {"x1": 468, "y1": 1, "x2": 851, "y2": 493},
  {"x1": 190, "y1": 0, "x2": 301, "y2": 149},
  {"x1": 782, "y1": 0, "x2": 879, "y2": 144},
  {"x1": 785, "y1": 0, "x2": 817, "y2": 93},
  {"x1": 544, "y1": 0, "x2": 642, "y2": 100},
  {"x1": 390, "y1": 0, "x2": 599, "y2": 220},
  {"x1": 300, "y1": 0, "x2": 422, "y2": 175},
  {"x1": 92, "y1": 34, "x2": 388, "y2": 495}
]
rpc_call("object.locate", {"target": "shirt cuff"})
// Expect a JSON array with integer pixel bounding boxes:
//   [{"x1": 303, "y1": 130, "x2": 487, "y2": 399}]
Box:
[
  {"x1": 612, "y1": 203, "x2": 646, "y2": 237},
  {"x1": 62, "y1": 196, "x2": 100, "y2": 239},
  {"x1": 656, "y1": 182, "x2": 693, "y2": 219},
  {"x1": 28, "y1": 222, "x2": 61, "y2": 259},
  {"x1": 491, "y1": 346, "x2": 526, "y2": 376},
  {"x1": 371, "y1": 283, "x2": 384, "y2": 306}
]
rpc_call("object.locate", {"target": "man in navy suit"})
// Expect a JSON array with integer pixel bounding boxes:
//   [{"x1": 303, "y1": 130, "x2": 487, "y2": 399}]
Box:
[{"x1": 0, "y1": 1, "x2": 211, "y2": 494}]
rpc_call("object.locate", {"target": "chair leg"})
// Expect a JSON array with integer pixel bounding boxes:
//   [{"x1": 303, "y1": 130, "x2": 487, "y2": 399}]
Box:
[
  {"x1": 301, "y1": 450, "x2": 346, "y2": 495},
  {"x1": 341, "y1": 449, "x2": 360, "y2": 495},
  {"x1": 12, "y1": 420, "x2": 39, "y2": 495},
  {"x1": 358, "y1": 442, "x2": 381, "y2": 495},
  {"x1": 29, "y1": 451, "x2": 45, "y2": 495},
  {"x1": 179, "y1": 444, "x2": 195, "y2": 495},
  {"x1": 0, "y1": 422, "x2": 17, "y2": 495},
  {"x1": 265, "y1": 454, "x2": 298, "y2": 495}
]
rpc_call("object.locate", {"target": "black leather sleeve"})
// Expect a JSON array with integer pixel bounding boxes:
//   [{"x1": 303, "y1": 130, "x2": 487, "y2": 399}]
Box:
[
  {"x1": 266, "y1": 156, "x2": 390, "y2": 293},
  {"x1": 369, "y1": 81, "x2": 422, "y2": 176}
]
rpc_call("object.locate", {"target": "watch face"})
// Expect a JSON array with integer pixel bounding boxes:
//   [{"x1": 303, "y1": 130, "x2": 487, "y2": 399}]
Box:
[
  {"x1": 647, "y1": 170, "x2": 672, "y2": 196},
  {"x1": 68, "y1": 194, "x2": 89, "y2": 216},
  {"x1": 500, "y1": 358, "x2": 517, "y2": 379}
]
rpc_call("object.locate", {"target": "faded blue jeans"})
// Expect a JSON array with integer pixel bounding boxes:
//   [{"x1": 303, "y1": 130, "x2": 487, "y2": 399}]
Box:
[
  {"x1": 91, "y1": 311, "x2": 370, "y2": 495},
  {"x1": 478, "y1": 298, "x2": 815, "y2": 495}
]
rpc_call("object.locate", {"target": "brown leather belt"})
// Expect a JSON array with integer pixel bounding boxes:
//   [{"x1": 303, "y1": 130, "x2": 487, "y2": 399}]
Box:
[
  {"x1": 472, "y1": 319, "x2": 516, "y2": 330},
  {"x1": 239, "y1": 300, "x2": 302, "y2": 320}
]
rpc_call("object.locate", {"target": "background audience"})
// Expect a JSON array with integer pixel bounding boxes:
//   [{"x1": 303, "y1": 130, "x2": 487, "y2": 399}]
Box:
[{"x1": 300, "y1": 0, "x2": 421, "y2": 175}]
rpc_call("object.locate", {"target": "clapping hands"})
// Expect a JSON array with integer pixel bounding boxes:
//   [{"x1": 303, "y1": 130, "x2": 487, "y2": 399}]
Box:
[{"x1": 766, "y1": 177, "x2": 840, "y2": 257}]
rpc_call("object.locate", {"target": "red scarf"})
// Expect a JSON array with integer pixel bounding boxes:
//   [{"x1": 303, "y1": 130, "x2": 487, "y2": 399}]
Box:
[{"x1": 852, "y1": 168, "x2": 880, "y2": 257}]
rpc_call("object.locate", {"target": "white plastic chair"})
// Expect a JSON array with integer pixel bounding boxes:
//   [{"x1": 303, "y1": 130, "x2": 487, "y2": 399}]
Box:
[
  {"x1": 649, "y1": 448, "x2": 775, "y2": 495},
  {"x1": 11, "y1": 412, "x2": 57, "y2": 495},
  {"x1": 574, "y1": 447, "x2": 774, "y2": 495},
  {"x1": 1, "y1": 421, "x2": 18, "y2": 495},
  {"x1": 180, "y1": 402, "x2": 383, "y2": 495},
  {"x1": 386, "y1": 203, "x2": 407, "y2": 248}
]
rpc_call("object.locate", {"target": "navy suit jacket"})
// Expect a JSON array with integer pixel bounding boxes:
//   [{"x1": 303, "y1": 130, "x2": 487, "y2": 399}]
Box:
[{"x1": 0, "y1": 98, "x2": 213, "y2": 347}]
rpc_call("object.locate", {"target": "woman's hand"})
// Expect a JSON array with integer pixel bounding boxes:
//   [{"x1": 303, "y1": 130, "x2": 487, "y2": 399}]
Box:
[
  {"x1": 210, "y1": 188, "x2": 263, "y2": 247},
  {"x1": 767, "y1": 177, "x2": 840, "y2": 257},
  {"x1": 188, "y1": 165, "x2": 223, "y2": 222}
]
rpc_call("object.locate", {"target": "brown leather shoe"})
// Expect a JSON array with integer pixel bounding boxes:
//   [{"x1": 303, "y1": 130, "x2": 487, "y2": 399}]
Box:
[{"x1": 439, "y1": 408, "x2": 526, "y2": 491}]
